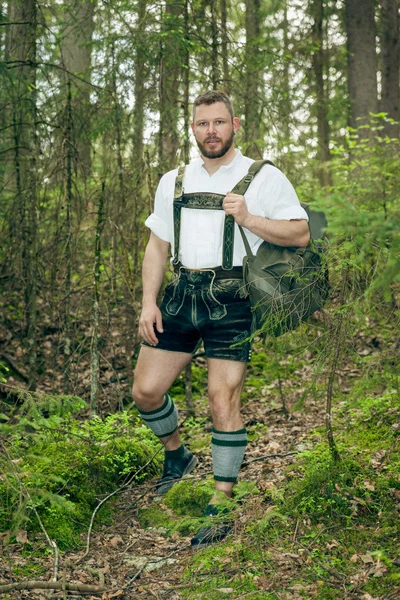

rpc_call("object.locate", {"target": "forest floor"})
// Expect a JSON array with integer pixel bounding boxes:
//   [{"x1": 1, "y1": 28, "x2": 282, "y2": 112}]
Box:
[{"x1": 0, "y1": 317, "x2": 399, "y2": 600}]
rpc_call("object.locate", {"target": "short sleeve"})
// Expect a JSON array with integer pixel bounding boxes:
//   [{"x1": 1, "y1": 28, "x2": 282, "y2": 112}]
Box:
[
  {"x1": 259, "y1": 167, "x2": 308, "y2": 221},
  {"x1": 144, "y1": 172, "x2": 174, "y2": 243}
]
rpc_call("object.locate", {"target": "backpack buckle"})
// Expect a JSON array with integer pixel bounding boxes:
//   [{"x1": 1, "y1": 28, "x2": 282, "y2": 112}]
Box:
[{"x1": 243, "y1": 174, "x2": 253, "y2": 184}]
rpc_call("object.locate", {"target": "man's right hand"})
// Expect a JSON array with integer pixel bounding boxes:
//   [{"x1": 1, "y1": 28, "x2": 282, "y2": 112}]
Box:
[{"x1": 139, "y1": 303, "x2": 164, "y2": 346}]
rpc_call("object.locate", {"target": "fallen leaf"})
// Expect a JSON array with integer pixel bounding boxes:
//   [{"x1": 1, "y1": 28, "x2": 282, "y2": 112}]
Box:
[
  {"x1": 350, "y1": 554, "x2": 359, "y2": 563},
  {"x1": 110, "y1": 535, "x2": 123, "y2": 547},
  {"x1": 217, "y1": 589, "x2": 234, "y2": 594},
  {"x1": 364, "y1": 481, "x2": 375, "y2": 491},
  {"x1": 360, "y1": 552, "x2": 374, "y2": 564},
  {"x1": 16, "y1": 530, "x2": 28, "y2": 544}
]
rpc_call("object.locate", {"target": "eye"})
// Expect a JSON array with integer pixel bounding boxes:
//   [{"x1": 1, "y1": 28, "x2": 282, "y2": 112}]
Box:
[
  {"x1": 198, "y1": 121, "x2": 207, "y2": 126},
  {"x1": 216, "y1": 120, "x2": 225, "y2": 125}
]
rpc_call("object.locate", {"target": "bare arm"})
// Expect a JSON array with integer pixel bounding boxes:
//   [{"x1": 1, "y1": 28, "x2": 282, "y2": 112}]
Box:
[
  {"x1": 223, "y1": 192, "x2": 310, "y2": 247},
  {"x1": 139, "y1": 232, "x2": 170, "y2": 346}
]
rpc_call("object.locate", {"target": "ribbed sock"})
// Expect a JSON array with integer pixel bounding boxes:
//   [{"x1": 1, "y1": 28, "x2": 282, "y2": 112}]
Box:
[
  {"x1": 211, "y1": 428, "x2": 247, "y2": 483},
  {"x1": 137, "y1": 393, "x2": 178, "y2": 438}
]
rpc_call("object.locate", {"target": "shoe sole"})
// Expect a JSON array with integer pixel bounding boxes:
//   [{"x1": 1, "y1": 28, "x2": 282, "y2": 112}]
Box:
[{"x1": 155, "y1": 455, "x2": 198, "y2": 495}]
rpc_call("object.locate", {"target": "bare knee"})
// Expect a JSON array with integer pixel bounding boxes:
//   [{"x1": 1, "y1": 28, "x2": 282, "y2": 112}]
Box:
[
  {"x1": 208, "y1": 388, "x2": 242, "y2": 429},
  {"x1": 131, "y1": 381, "x2": 164, "y2": 411}
]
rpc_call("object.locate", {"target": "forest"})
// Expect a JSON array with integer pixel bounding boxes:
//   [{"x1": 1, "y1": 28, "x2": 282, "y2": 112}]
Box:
[{"x1": 0, "y1": 0, "x2": 399, "y2": 598}]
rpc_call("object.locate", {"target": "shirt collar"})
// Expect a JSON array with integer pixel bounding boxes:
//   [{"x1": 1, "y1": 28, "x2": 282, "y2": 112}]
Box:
[{"x1": 198, "y1": 149, "x2": 242, "y2": 173}]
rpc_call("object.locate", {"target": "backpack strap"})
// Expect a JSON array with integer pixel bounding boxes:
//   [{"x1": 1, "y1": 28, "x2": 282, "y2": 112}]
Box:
[{"x1": 226, "y1": 159, "x2": 275, "y2": 264}]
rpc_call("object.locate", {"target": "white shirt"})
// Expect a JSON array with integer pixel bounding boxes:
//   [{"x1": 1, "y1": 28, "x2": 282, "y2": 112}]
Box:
[{"x1": 145, "y1": 150, "x2": 308, "y2": 269}]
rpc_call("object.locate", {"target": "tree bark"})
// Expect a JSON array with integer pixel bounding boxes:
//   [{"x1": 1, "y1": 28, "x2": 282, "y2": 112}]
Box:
[
  {"x1": 90, "y1": 183, "x2": 106, "y2": 416},
  {"x1": 244, "y1": 0, "x2": 263, "y2": 158},
  {"x1": 210, "y1": 0, "x2": 221, "y2": 88},
  {"x1": 312, "y1": 0, "x2": 331, "y2": 185},
  {"x1": 63, "y1": 78, "x2": 73, "y2": 394},
  {"x1": 61, "y1": 0, "x2": 95, "y2": 179},
  {"x1": 6, "y1": 0, "x2": 38, "y2": 389},
  {"x1": 159, "y1": 1, "x2": 183, "y2": 173},
  {"x1": 221, "y1": 0, "x2": 230, "y2": 94},
  {"x1": 380, "y1": 0, "x2": 399, "y2": 137},
  {"x1": 345, "y1": 0, "x2": 378, "y2": 138}
]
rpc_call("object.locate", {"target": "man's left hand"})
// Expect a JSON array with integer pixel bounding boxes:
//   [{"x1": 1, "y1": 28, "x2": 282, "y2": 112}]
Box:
[{"x1": 222, "y1": 193, "x2": 249, "y2": 226}]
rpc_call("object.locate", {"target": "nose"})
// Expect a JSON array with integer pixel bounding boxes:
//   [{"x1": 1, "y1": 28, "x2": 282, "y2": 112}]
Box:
[{"x1": 207, "y1": 121, "x2": 216, "y2": 134}]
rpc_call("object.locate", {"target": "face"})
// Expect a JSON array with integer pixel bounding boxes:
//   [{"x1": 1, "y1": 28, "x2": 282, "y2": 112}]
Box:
[{"x1": 191, "y1": 102, "x2": 240, "y2": 159}]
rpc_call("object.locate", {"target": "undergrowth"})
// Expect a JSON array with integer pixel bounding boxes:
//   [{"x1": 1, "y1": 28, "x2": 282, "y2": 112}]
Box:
[
  {"x1": 164, "y1": 385, "x2": 400, "y2": 599},
  {"x1": 0, "y1": 392, "x2": 163, "y2": 549}
]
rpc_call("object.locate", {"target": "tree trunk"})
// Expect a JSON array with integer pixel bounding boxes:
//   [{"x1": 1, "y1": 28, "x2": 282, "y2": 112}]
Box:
[
  {"x1": 159, "y1": 1, "x2": 183, "y2": 173},
  {"x1": 210, "y1": 0, "x2": 220, "y2": 88},
  {"x1": 6, "y1": 0, "x2": 38, "y2": 389},
  {"x1": 183, "y1": 0, "x2": 190, "y2": 164},
  {"x1": 380, "y1": 0, "x2": 399, "y2": 138},
  {"x1": 244, "y1": 0, "x2": 263, "y2": 158},
  {"x1": 61, "y1": 0, "x2": 95, "y2": 179},
  {"x1": 345, "y1": 0, "x2": 378, "y2": 138},
  {"x1": 312, "y1": 0, "x2": 331, "y2": 185},
  {"x1": 63, "y1": 79, "x2": 73, "y2": 394},
  {"x1": 90, "y1": 182, "x2": 106, "y2": 416},
  {"x1": 221, "y1": 0, "x2": 230, "y2": 94}
]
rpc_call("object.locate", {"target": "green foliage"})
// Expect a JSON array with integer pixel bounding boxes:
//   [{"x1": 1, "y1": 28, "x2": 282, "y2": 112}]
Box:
[
  {"x1": 163, "y1": 478, "x2": 214, "y2": 517},
  {"x1": 318, "y1": 123, "x2": 400, "y2": 300},
  {"x1": 0, "y1": 392, "x2": 163, "y2": 549}
]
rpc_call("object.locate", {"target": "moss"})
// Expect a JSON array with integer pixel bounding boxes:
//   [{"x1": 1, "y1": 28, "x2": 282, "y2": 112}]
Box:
[
  {"x1": 163, "y1": 479, "x2": 214, "y2": 517},
  {"x1": 0, "y1": 399, "x2": 163, "y2": 549}
]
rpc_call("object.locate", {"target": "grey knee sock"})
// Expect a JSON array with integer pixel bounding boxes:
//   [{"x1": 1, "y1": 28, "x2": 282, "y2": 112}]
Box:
[
  {"x1": 211, "y1": 428, "x2": 248, "y2": 483},
  {"x1": 137, "y1": 393, "x2": 178, "y2": 438}
]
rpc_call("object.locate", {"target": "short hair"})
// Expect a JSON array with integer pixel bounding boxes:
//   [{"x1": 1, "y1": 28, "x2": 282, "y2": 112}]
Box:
[{"x1": 192, "y1": 90, "x2": 234, "y2": 121}]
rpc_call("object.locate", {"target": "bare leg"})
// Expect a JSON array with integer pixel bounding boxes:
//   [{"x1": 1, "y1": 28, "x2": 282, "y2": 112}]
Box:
[
  {"x1": 207, "y1": 358, "x2": 247, "y2": 498},
  {"x1": 132, "y1": 346, "x2": 192, "y2": 450}
]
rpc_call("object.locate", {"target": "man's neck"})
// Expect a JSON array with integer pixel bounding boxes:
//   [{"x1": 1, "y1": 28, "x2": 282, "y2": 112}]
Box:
[{"x1": 201, "y1": 146, "x2": 238, "y2": 176}]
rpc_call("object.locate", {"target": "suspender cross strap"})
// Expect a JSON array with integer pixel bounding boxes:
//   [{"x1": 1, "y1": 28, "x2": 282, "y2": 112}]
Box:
[{"x1": 172, "y1": 159, "x2": 274, "y2": 269}]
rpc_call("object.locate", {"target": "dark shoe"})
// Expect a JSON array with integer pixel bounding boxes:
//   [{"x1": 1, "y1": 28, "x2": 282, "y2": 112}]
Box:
[
  {"x1": 155, "y1": 447, "x2": 197, "y2": 495},
  {"x1": 191, "y1": 504, "x2": 232, "y2": 549}
]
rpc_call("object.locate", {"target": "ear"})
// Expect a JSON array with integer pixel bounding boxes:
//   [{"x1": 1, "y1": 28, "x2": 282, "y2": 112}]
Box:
[
  {"x1": 233, "y1": 117, "x2": 240, "y2": 133},
  {"x1": 190, "y1": 122, "x2": 195, "y2": 134}
]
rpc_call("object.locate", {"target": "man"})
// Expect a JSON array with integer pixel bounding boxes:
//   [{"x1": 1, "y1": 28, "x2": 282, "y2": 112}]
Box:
[{"x1": 132, "y1": 90, "x2": 309, "y2": 548}]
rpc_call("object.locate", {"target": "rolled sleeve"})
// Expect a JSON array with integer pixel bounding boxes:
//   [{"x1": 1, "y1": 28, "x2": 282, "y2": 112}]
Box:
[
  {"x1": 144, "y1": 213, "x2": 170, "y2": 242},
  {"x1": 259, "y1": 166, "x2": 309, "y2": 222},
  {"x1": 144, "y1": 170, "x2": 176, "y2": 244},
  {"x1": 271, "y1": 204, "x2": 309, "y2": 221}
]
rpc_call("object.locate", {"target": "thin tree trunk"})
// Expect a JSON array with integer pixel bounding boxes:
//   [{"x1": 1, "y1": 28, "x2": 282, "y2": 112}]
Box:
[
  {"x1": 159, "y1": 1, "x2": 182, "y2": 173},
  {"x1": 90, "y1": 183, "x2": 106, "y2": 416},
  {"x1": 184, "y1": 363, "x2": 195, "y2": 416},
  {"x1": 244, "y1": 0, "x2": 262, "y2": 158},
  {"x1": 221, "y1": 0, "x2": 230, "y2": 94},
  {"x1": 345, "y1": 0, "x2": 378, "y2": 139},
  {"x1": 61, "y1": 0, "x2": 95, "y2": 180},
  {"x1": 7, "y1": 0, "x2": 38, "y2": 389},
  {"x1": 312, "y1": 0, "x2": 331, "y2": 186},
  {"x1": 183, "y1": 0, "x2": 190, "y2": 164},
  {"x1": 131, "y1": 0, "x2": 147, "y2": 357},
  {"x1": 210, "y1": 0, "x2": 220, "y2": 88},
  {"x1": 380, "y1": 0, "x2": 399, "y2": 138},
  {"x1": 63, "y1": 78, "x2": 73, "y2": 394}
]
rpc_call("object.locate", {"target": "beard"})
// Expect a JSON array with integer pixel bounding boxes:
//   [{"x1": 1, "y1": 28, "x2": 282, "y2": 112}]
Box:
[{"x1": 195, "y1": 128, "x2": 235, "y2": 159}]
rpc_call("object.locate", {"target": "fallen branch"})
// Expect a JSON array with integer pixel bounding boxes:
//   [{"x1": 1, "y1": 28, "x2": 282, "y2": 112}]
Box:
[{"x1": 0, "y1": 581, "x2": 105, "y2": 594}]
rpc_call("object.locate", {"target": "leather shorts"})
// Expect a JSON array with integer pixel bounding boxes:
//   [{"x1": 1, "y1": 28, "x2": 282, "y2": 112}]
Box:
[{"x1": 143, "y1": 267, "x2": 253, "y2": 362}]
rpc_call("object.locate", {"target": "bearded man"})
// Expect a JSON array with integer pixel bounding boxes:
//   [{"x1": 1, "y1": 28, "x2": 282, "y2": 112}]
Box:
[{"x1": 132, "y1": 90, "x2": 309, "y2": 548}]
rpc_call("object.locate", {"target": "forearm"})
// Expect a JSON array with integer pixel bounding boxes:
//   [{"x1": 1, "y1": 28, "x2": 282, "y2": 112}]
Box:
[
  {"x1": 242, "y1": 213, "x2": 310, "y2": 247},
  {"x1": 142, "y1": 235, "x2": 169, "y2": 304}
]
